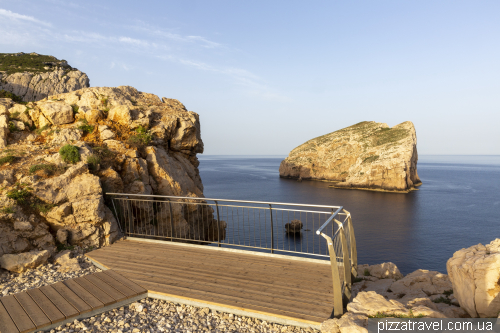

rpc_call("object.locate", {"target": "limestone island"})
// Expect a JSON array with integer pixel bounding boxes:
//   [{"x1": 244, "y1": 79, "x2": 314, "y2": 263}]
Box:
[{"x1": 279, "y1": 121, "x2": 422, "y2": 193}]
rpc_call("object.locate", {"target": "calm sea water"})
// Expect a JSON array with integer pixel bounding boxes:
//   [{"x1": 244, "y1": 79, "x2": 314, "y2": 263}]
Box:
[{"x1": 198, "y1": 155, "x2": 500, "y2": 275}]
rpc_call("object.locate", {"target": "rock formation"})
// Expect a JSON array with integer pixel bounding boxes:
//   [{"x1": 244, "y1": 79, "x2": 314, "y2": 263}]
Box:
[
  {"x1": 447, "y1": 238, "x2": 500, "y2": 318},
  {"x1": 279, "y1": 121, "x2": 421, "y2": 192},
  {"x1": 0, "y1": 85, "x2": 222, "y2": 272},
  {"x1": 0, "y1": 52, "x2": 89, "y2": 102}
]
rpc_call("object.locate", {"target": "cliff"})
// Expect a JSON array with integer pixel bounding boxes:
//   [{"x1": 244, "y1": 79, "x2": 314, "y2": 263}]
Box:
[
  {"x1": 0, "y1": 52, "x2": 89, "y2": 102},
  {"x1": 0, "y1": 86, "x2": 221, "y2": 268},
  {"x1": 279, "y1": 121, "x2": 421, "y2": 192}
]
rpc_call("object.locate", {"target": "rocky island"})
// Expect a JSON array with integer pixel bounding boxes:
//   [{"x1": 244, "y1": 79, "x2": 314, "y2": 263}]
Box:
[
  {"x1": 0, "y1": 52, "x2": 89, "y2": 102},
  {"x1": 279, "y1": 121, "x2": 422, "y2": 192}
]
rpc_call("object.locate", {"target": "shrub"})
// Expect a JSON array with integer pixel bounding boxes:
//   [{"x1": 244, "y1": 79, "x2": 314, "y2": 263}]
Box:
[
  {"x1": 71, "y1": 104, "x2": 79, "y2": 114},
  {"x1": 8, "y1": 121, "x2": 18, "y2": 132},
  {"x1": 59, "y1": 144, "x2": 80, "y2": 164},
  {"x1": 29, "y1": 163, "x2": 56, "y2": 174},
  {"x1": 364, "y1": 268, "x2": 371, "y2": 276},
  {"x1": 32, "y1": 202, "x2": 55, "y2": 214},
  {"x1": 7, "y1": 188, "x2": 30, "y2": 203},
  {"x1": 87, "y1": 154, "x2": 101, "y2": 171},
  {"x1": 432, "y1": 296, "x2": 452, "y2": 305},
  {"x1": 78, "y1": 123, "x2": 94, "y2": 134},
  {"x1": 0, "y1": 206, "x2": 15, "y2": 214},
  {"x1": 10, "y1": 111, "x2": 20, "y2": 119},
  {"x1": 0, "y1": 155, "x2": 16, "y2": 165},
  {"x1": 129, "y1": 126, "x2": 152, "y2": 145}
]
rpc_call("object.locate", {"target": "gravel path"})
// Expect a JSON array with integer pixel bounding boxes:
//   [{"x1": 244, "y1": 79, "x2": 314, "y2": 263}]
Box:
[
  {"x1": 45, "y1": 298, "x2": 319, "y2": 333},
  {"x1": 0, "y1": 248, "x2": 100, "y2": 297}
]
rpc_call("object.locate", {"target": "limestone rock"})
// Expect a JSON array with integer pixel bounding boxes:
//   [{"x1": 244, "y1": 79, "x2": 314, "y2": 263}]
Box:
[
  {"x1": 411, "y1": 305, "x2": 447, "y2": 318},
  {"x1": 321, "y1": 312, "x2": 369, "y2": 333},
  {"x1": 347, "y1": 291, "x2": 408, "y2": 317},
  {"x1": 0, "y1": 114, "x2": 9, "y2": 148},
  {"x1": 53, "y1": 250, "x2": 81, "y2": 272},
  {"x1": 390, "y1": 269, "x2": 453, "y2": 302},
  {"x1": 358, "y1": 262, "x2": 403, "y2": 279},
  {"x1": 0, "y1": 250, "x2": 50, "y2": 273},
  {"x1": 279, "y1": 121, "x2": 421, "y2": 192},
  {"x1": 0, "y1": 53, "x2": 89, "y2": 102},
  {"x1": 51, "y1": 128, "x2": 82, "y2": 144},
  {"x1": 447, "y1": 238, "x2": 500, "y2": 318},
  {"x1": 285, "y1": 219, "x2": 303, "y2": 233},
  {"x1": 37, "y1": 101, "x2": 74, "y2": 125}
]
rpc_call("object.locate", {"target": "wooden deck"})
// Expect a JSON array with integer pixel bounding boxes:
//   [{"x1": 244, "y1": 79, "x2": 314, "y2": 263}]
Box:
[
  {"x1": 0, "y1": 270, "x2": 147, "y2": 333},
  {"x1": 86, "y1": 238, "x2": 335, "y2": 327}
]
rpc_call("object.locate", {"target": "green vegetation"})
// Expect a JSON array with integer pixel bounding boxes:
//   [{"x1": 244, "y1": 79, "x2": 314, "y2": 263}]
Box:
[
  {"x1": 32, "y1": 202, "x2": 55, "y2": 214},
  {"x1": 56, "y1": 243, "x2": 75, "y2": 252},
  {"x1": 86, "y1": 154, "x2": 101, "y2": 171},
  {"x1": 8, "y1": 121, "x2": 19, "y2": 132},
  {"x1": 443, "y1": 289, "x2": 453, "y2": 296},
  {"x1": 7, "y1": 187, "x2": 30, "y2": 203},
  {"x1": 0, "y1": 90, "x2": 24, "y2": 103},
  {"x1": 353, "y1": 276, "x2": 364, "y2": 283},
  {"x1": 374, "y1": 128, "x2": 408, "y2": 146},
  {"x1": 71, "y1": 104, "x2": 79, "y2": 114},
  {"x1": 129, "y1": 125, "x2": 152, "y2": 145},
  {"x1": 0, "y1": 155, "x2": 16, "y2": 165},
  {"x1": 433, "y1": 297, "x2": 452, "y2": 305},
  {"x1": 363, "y1": 155, "x2": 380, "y2": 164},
  {"x1": 59, "y1": 144, "x2": 80, "y2": 164},
  {"x1": 0, "y1": 52, "x2": 72, "y2": 75},
  {"x1": 35, "y1": 124, "x2": 50, "y2": 135},
  {"x1": 78, "y1": 123, "x2": 94, "y2": 134},
  {"x1": 10, "y1": 111, "x2": 20, "y2": 119},
  {"x1": 364, "y1": 268, "x2": 371, "y2": 276},
  {"x1": 369, "y1": 310, "x2": 425, "y2": 319},
  {"x1": 0, "y1": 206, "x2": 15, "y2": 214},
  {"x1": 29, "y1": 163, "x2": 56, "y2": 174}
]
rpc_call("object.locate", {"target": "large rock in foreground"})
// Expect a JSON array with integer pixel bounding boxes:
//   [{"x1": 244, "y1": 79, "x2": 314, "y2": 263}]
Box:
[
  {"x1": 447, "y1": 239, "x2": 500, "y2": 318},
  {"x1": 279, "y1": 121, "x2": 421, "y2": 192}
]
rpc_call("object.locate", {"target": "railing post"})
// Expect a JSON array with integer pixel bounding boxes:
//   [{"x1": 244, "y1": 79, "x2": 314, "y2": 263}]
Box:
[
  {"x1": 269, "y1": 204, "x2": 274, "y2": 254},
  {"x1": 111, "y1": 197, "x2": 124, "y2": 234},
  {"x1": 215, "y1": 201, "x2": 221, "y2": 247},
  {"x1": 335, "y1": 219, "x2": 352, "y2": 303},
  {"x1": 320, "y1": 233, "x2": 344, "y2": 318},
  {"x1": 344, "y1": 209, "x2": 358, "y2": 277},
  {"x1": 167, "y1": 199, "x2": 174, "y2": 241}
]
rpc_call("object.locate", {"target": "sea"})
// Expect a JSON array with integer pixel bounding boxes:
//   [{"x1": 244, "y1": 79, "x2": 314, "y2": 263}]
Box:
[{"x1": 198, "y1": 155, "x2": 500, "y2": 275}]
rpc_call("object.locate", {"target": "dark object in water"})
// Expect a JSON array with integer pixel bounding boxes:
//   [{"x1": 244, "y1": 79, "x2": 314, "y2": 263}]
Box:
[{"x1": 285, "y1": 219, "x2": 303, "y2": 233}]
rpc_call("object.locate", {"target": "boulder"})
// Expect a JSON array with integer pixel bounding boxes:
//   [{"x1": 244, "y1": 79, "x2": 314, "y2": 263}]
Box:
[
  {"x1": 0, "y1": 114, "x2": 9, "y2": 148},
  {"x1": 285, "y1": 219, "x2": 303, "y2": 233},
  {"x1": 447, "y1": 239, "x2": 500, "y2": 318},
  {"x1": 279, "y1": 121, "x2": 421, "y2": 192},
  {"x1": 389, "y1": 269, "x2": 452, "y2": 299},
  {"x1": 53, "y1": 250, "x2": 81, "y2": 272},
  {"x1": 0, "y1": 250, "x2": 50, "y2": 273},
  {"x1": 347, "y1": 291, "x2": 408, "y2": 317},
  {"x1": 321, "y1": 312, "x2": 369, "y2": 333},
  {"x1": 358, "y1": 262, "x2": 403, "y2": 279},
  {"x1": 37, "y1": 101, "x2": 74, "y2": 125},
  {"x1": 51, "y1": 128, "x2": 82, "y2": 144}
]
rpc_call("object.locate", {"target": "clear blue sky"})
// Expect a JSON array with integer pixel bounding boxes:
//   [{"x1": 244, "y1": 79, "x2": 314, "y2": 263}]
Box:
[{"x1": 1, "y1": 1, "x2": 499, "y2": 155}]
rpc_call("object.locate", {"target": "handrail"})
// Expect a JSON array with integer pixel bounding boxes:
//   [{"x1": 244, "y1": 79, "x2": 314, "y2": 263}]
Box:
[
  {"x1": 107, "y1": 193, "x2": 356, "y2": 318},
  {"x1": 106, "y1": 193, "x2": 342, "y2": 209}
]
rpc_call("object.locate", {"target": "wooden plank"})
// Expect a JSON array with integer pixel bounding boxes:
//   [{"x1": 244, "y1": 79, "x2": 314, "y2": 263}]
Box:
[
  {"x1": 63, "y1": 279, "x2": 104, "y2": 310},
  {"x1": 13, "y1": 292, "x2": 51, "y2": 329},
  {"x1": 0, "y1": 300, "x2": 20, "y2": 333},
  {"x1": 84, "y1": 274, "x2": 127, "y2": 302},
  {"x1": 89, "y1": 251, "x2": 333, "y2": 288},
  {"x1": 137, "y1": 280, "x2": 329, "y2": 323},
  {"x1": 93, "y1": 272, "x2": 137, "y2": 297},
  {"x1": 27, "y1": 288, "x2": 65, "y2": 323},
  {"x1": 103, "y1": 270, "x2": 147, "y2": 294},
  {"x1": 90, "y1": 252, "x2": 333, "y2": 292},
  {"x1": 0, "y1": 295, "x2": 35, "y2": 332},
  {"x1": 109, "y1": 261, "x2": 333, "y2": 305},
  {"x1": 72, "y1": 277, "x2": 115, "y2": 306},
  {"x1": 120, "y1": 270, "x2": 332, "y2": 318},
  {"x1": 39, "y1": 285, "x2": 79, "y2": 318},
  {"x1": 51, "y1": 281, "x2": 92, "y2": 314}
]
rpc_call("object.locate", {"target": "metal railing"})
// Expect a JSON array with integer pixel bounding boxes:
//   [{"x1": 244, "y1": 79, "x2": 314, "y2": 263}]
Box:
[{"x1": 107, "y1": 193, "x2": 357, "y2": 317}]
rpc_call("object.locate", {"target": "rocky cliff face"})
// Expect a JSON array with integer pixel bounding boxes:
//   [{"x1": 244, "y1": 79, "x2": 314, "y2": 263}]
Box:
[
  {"x1": 0, "y1": 52, "x2": 89, "y2": 102},
  {"x1": 279, "y1": 121, "x2": 421, "y2": 192},
  {"x1": 0, "y1": 86, "x2": 220, "y2": 270}
]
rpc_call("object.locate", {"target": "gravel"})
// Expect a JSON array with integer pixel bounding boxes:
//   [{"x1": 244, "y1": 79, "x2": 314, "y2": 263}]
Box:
[
  {"x1": 0, "y1": 247, "x2": 101, "y2": 297},
  {"x1": 1, "y1": 248, "x2": 320, "y2": 333},
  {"x1": 45, "y1": 298, "x2": 320, "y2": 333}
]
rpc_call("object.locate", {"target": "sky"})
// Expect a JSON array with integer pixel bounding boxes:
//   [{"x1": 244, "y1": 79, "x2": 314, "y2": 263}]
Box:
[{"x1": 0, "y1": 1, "x2": 499, "y2": 155}]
